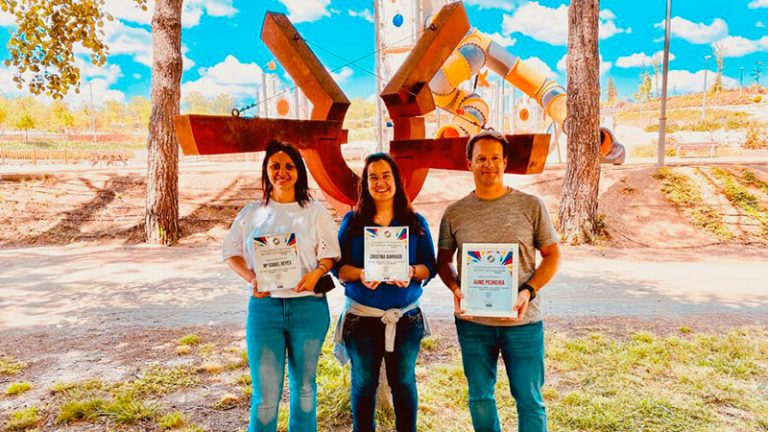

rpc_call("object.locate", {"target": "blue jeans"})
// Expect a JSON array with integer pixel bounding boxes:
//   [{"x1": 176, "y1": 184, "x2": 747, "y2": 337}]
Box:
[
  {"x1": 246, "y1": 295, "x2": 330, "y2": 432},
  {"x1": 342, "y1": 309, "x2": 425, "y2": 432},
  {"x1": 455, "y1": 318, "x2": 546, "y2": 432}
]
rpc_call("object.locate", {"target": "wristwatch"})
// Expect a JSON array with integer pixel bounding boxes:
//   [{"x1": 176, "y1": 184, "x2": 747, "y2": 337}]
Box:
[{"x1": 519, "y1": 283, "x2": 536, "y2": 301}]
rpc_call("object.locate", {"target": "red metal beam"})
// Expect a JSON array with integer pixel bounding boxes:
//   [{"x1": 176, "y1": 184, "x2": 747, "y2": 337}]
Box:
[{"x1": 380, "y1": 2, "x2": 470, "y2": 119}]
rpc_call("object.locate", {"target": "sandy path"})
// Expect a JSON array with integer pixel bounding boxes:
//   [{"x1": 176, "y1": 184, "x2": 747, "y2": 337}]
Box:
[{"x1": 2, "y1": 243, "x2": 766, "y2": 335}]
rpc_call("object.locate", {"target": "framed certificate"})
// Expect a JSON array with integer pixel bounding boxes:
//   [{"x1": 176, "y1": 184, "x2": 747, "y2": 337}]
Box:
[
  {"x1": 253, "y1": 233, "x2": 301, "y2": 292},
  {"x1": 364, "y1": 226, "x2": 409, "y2": 282},
  {"x1": 460, "y1": 243, "x2": 519, "y2": 318}
]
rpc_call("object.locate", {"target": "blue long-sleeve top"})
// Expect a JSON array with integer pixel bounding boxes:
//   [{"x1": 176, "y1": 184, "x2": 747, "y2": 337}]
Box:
[{"x1": 333, "y1": 211, "x2": 436, "y2": 310}]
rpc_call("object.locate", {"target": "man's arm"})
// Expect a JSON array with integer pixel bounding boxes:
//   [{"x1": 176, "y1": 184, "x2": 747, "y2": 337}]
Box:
[
  {"x1": 527, "y1": 243, "x2": 561, "y2": 292},
  {"x1": 510, "y1": 242, "x2": 561, "y2": 321}
]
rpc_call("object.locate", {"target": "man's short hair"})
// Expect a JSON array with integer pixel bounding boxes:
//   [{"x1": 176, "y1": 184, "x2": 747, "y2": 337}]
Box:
[{"x1": 466, "y1": 129, "x2": 509, "y2": 160}]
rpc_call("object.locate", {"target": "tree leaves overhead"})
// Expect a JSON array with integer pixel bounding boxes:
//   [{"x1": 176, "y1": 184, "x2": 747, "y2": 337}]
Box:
[{"x1": 0, "y1": 0, "x2": 148, "y2": 99}]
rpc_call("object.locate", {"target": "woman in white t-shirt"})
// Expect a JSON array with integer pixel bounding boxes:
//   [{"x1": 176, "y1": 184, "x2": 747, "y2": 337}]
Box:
[{"x1": 222, "y1": 141, "x2": 341, "y2": 432}]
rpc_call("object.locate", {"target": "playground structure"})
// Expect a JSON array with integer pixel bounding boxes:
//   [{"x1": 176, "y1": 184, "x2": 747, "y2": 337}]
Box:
[{"x1": 173, "y1": 2, "x2": 625, "y2": 211}]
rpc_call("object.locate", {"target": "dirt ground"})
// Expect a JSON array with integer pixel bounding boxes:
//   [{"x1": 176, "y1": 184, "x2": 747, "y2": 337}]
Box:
[{"x1": 2, "y1": 160, "x2": 767, "y2": 248}]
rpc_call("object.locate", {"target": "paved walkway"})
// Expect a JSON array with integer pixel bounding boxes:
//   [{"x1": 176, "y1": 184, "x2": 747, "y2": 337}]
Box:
[{"x1": 1, "y1": 244, "x2": 766, "y2": 334}]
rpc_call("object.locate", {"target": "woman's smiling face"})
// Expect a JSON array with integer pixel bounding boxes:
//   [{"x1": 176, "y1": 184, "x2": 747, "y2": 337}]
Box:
[{"x1": 366, "y1": 159, "x2": 396, "y2": 203}]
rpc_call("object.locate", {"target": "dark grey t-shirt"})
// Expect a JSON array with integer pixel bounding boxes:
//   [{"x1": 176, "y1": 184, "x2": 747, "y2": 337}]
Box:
[{"x1": 438, "y1": 187, "x2": 559, "y2": 326}]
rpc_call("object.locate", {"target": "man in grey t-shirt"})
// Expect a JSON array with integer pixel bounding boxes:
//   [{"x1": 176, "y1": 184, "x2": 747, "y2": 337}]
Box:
[{"x1": 437, "y1": 130, "x2": 561, "y2": 432}]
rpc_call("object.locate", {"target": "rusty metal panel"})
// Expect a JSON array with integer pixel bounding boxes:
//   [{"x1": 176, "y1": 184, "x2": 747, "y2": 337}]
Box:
[
  {"x1": 381, "y1": 2, "x2": 470, "y2": 119},
  {"x1": 173, "y1": 115, "x2": 347, "y2": 155},
  {"x1": 261, "y1": 12, "x2": 350, "y2": 121},
  {"x1": 390, "y1": 134, "x2": 549, "y2": 175}
]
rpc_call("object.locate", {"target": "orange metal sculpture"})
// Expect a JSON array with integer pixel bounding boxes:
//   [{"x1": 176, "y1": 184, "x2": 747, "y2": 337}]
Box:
[{"x1": 174, "y1": 3, "x2": 556, "y2": 210}]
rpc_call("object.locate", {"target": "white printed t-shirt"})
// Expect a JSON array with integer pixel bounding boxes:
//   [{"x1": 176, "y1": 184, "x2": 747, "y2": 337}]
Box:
[{"x1": 222, "y1": 199, "x2": 341, "y2": 298}]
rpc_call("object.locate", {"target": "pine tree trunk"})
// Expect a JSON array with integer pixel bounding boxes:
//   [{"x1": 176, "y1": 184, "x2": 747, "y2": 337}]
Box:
[
  {"x1": 145, "y1": 0, "x2": 182, "y2": 245},
  {"x1": 558, "y1": 0, "x2": 601, "y2": 245}
]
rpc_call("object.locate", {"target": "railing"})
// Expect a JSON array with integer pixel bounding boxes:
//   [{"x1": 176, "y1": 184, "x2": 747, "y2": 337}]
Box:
[{"x1": 0, "y1": 149, "x2": 134, "y2": 165}]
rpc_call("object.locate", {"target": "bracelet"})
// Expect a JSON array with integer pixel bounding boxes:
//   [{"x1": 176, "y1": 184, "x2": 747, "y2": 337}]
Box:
[{"x1": 316, "y1": 263, "x2": 329, "y2": 273}]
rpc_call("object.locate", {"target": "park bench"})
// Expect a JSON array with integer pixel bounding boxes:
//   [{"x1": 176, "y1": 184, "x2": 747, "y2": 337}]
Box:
[{"x1": 675, "y1": 142, "x2": 718, "y2": 158}]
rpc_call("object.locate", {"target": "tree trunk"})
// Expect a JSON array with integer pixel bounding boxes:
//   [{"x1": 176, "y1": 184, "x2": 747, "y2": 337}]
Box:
[
  {"x1": 558, "y1": 0, "x2": 601, "y2": 245},
  {"x1": 145, "y1": 0, "x2": 182, "y2": 245}
]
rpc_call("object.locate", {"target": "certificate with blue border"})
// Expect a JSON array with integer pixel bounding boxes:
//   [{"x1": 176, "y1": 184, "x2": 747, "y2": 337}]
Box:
[{"x1": 460, "y1": 243, "x2": 519, "y2": 318}]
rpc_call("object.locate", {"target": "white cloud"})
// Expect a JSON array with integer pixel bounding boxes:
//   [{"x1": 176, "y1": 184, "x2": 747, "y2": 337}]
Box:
[
  {"x1": 615, "y1": 51, "x2": 676, "y2": 68},
  {"x1": 0, "y1": 9, "x2": 15, "y2": 27},
  {"x1": 715, "y1": 35, "x2": 768, "y2": 57},
  {"x1": 557, "y1": 54, "x2": 612, "y2": 76},
  {"x1": 757, "y1": 21, "x2": 766, "y2": 28},
  {"x1": 104, "y1": 1, "x2": 151, "y2": 26},
  {"x1": 599, "y1": 15, "x2": 631, "y2": 39},
  {"x1": 748, "y1": 0, "x2": 768, "y2": 8},
  {"x1": 0, "y1": 65, "x2": 124, "y2": 106},
  {"x1": 502, "y1": 2, "x2": 628, "y2": 46},
  {"x1": 502, "y1": 2, "x2": 568, "y2": 45},
  {"x1": 665, "y1": 69, "x2": 738, "y2": 93},
  {"x1": 197, "y1": 55, "x2": 264, "y2": 85},
  {"x1": 365, "y1": 93, "x2": 378, "y2": 103},
  {"x1": 329, "y1": 66, "x2": 354, "y2": 83},
  {"x1": 599, "y1": 9, "x2": 615, "y2": 20},
  {"x1": 488, "y1": 32, "x2": 516, "y2": 48},
  {"x1": 75, "y1": 58, "x2": 122, "y2": 85},
  {"x1": 0, "y1": 67, "x2": 26, "y2": 98},
  {"x1": 655, "y1": 17, "x2": 728, "y2": 44},
  {"x1": 102, "y1": 20, "x2": 194, "y2": 70},
  {"x1": 132, "y1": 73, "x2": 142, "y2": 80},
  {"x1": 278, "y1": 0, "x2": 331, "y2": 23},
  {"x1": 0, "y1": 59, "x2": 124, "y2": 106},
  {"x1": 104, "y1": 0, "x2": 237, "y2": 28},
  {"x1": 64, "y1": 78, "x2": 126, "y2": 106},
  {"x1": 182, "y1": 55, "x2": 264, "y2": 99},
  {"x1": 348, "y1": 9, "x2": 374, "y2": 23},
  {"x1": 521, "y1": 57, "x2": 557, "y2": 79},
  {"x1": 465, "y1": 0, "x2": 522, "y2": 11}
]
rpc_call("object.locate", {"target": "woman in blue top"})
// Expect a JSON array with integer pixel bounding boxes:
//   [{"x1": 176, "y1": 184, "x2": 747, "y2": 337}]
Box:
[{"x1": 334, "y1": 153, "x2": 436, "y2": 432}]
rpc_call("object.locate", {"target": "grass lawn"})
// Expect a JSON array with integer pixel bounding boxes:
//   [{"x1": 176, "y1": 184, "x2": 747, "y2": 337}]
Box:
[
  {"x1": 2, "y1": 326, "x2": 767, "y2": 431},
  {"x1": 0, "y1": 139, "x2": 146, "y2": 152}
]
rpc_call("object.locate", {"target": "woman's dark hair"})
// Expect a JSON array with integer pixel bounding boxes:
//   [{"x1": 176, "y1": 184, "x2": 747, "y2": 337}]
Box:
[
  {"x1": 350, "y1": 153, "x2": 423, "y2": 235},
  {"x1": 261, "y1": 140, "x2": 312, "y2": 207}
]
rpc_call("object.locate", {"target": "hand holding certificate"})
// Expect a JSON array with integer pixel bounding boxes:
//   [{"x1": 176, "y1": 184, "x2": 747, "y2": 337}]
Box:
[
  {"x1": 460, "y1": 243, "x2": 519, "y2": 318},
  {"x1": 364, "y1": 226, "x2": 409, "y2": 283},
  {"x1": 253, "y1": 233, "x2": 301, "y2": 292}
]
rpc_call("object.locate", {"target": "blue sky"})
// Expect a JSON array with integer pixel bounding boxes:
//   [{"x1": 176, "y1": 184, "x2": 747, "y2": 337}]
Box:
[{"x1": 1, "y1": 0, "x2": 767, "y2": 108}]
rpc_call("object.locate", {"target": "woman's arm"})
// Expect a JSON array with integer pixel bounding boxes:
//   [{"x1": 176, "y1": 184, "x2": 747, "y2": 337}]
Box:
[{"x1": 226, "y1": 256, "x2": 268, "y2": 298}]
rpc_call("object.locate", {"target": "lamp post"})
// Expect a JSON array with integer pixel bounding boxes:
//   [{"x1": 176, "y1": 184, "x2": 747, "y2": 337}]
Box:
[
  {"x1": 700, "y1": 55, "x2": 711, "y2": 121},
  {"x1": 657, "y1": 0, "x2": 672, "y2": 167}
]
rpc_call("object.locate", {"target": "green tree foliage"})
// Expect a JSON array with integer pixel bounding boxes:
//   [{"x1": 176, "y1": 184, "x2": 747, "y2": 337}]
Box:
[
  {"x1": 0, "y1": 0, "x2": 148, "y2": 99},
  {"x1": 181, "y1": 92, "x2": 237, "y2": 115},
  {"x1": 181, "y1": 91, "x2": 210, "y2": 114},
  {"x1": 103, "y1": 99, "x2": 126, "y2": 129},
  {"x1": 50, "y1": 101, "x2": 76, "y2": 132},
  {"x1": 126, "y1": 96, "x2": 151, "y2": 129},
  {"x1": 0, "y1": 98, "x2": 8, "y2": 129},
  {"x1": 753, "y1": 61, "x2": 764, "y2": 89},
  {"x1": 650, "y1": 56, "x2": 661, "y2": 98},
  {"x1": 635, "y1": 71, "x2": 653, "y2": 102},
  {"x1": 711, "y1": 43, "x2": 726, "y2": 95},
  {"x1": 606, "y1": 78, "x2": 618, "y2": 105},
  {"x1": 15, "y1": 112, "x2": 36, "y2": 142}
]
